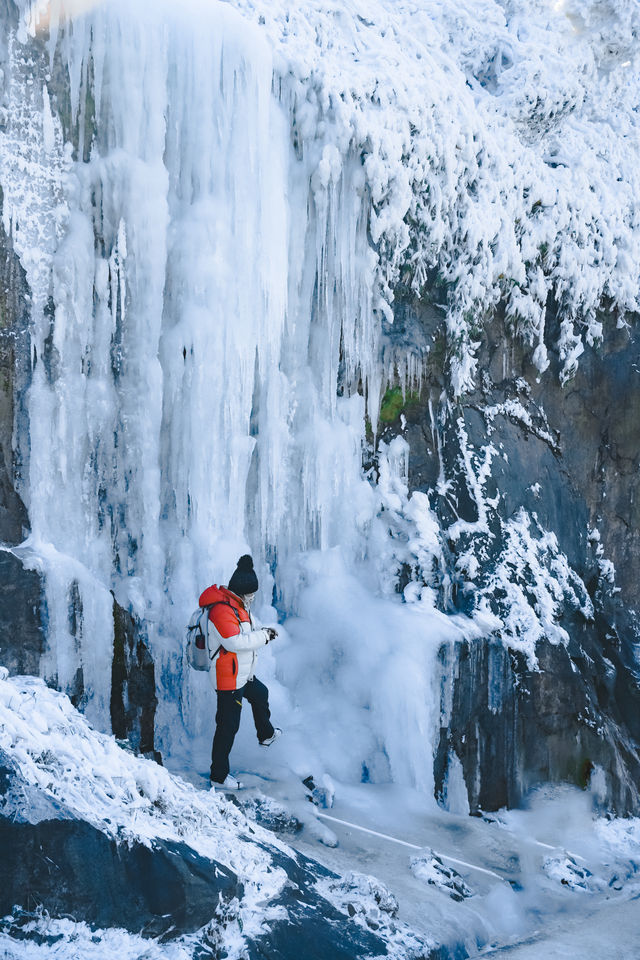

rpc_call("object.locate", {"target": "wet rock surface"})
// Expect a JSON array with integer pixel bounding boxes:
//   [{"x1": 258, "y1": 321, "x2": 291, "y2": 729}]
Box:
[
  {"x1": 111, "y1": 599, "x2": 158, "y2": 758},
  {"x1": 383, "y1": 293, "x2": 640, "y2": 813},
  {"x1": 0, "y1": 551, "x2": 45, "y2": 677}
]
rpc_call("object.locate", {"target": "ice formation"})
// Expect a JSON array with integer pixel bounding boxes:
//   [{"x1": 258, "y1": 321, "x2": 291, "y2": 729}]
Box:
[{"x1": 0, "y1": 0, "x2": 638, "y2": 789}]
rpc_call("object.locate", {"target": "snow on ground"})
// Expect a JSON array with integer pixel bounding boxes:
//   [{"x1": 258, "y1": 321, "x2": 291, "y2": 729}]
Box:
[
  {"x1": 0, "y1": 918, "x2": 196, "y2": 960},
  {"x1": 177, "y1": 676, "x2": 640, "y2": 959},
  {"x1": 0, "y1": 669, "x2": 439, "y2": 958},
  {"x1": 281, "y1": 782, "x2": 640, "y2": 958},
  {"x1": 469, "y1": 895, "x2": 640, "y2": 959},
  {"x1": 5, "y1": 675, "x2": 640, "y2": 960},
  {"x1": 0, "y1": 669, "x2": 294, "y2": 955},
  {"x1": 2, "y1": 667, "x2": 639, "y2": 958}
]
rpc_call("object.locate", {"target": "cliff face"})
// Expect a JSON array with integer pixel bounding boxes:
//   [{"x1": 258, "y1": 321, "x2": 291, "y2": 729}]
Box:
[
  {"x1": 382, "y1": 293, "x2": 640, "y2": 812},
  {"x1": 0, "y1": 190, "x2": 46, "y2": 676},
  {"x1": 0, "y1": 193, "x2": 29, "y2": 546},
  {"x1": 0, "y1": 188, "x2": 157, "y2": 745},
  {"x1": 3, "y1": 239, "x2": 638, "y2": 811},
  {"x1": 0, "y1": 0, "x2": 638, "y2": 818}
]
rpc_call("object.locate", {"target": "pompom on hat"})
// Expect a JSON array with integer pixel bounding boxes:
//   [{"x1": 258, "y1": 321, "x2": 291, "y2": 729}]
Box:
[{"x1": 228, "y1": 554, "x2": 259, "y2": 597}]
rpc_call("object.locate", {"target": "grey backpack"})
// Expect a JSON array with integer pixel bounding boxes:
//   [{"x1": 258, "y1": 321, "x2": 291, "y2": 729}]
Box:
[
  {"x1": 185, "y1": 603, "x2": 231, "y2": 671},
  {"x1": 185, "y1": 606, "x2": 212, "y2": 671}
]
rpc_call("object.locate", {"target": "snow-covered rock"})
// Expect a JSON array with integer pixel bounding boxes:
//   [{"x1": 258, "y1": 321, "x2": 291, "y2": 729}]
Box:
[
  {"x1": 0, "y1": 672, "x2": 431, "y2": 957},
  {"x1": 410, "y1": 850, "x2": 474, "y2": 901}
]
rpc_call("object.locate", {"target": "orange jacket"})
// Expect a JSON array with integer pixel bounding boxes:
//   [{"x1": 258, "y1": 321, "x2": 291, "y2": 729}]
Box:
[{"x1": 198, "y1": 584, "x2": 269, "y2": 690}]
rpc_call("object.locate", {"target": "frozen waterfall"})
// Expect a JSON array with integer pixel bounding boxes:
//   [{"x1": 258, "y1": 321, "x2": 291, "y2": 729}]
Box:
[
  {"x1": 0, "y1": 0, "x2": 451, "y2": 793},
  {"x1": 3, "y1": 0, "x2": 638, "y2": 799}
]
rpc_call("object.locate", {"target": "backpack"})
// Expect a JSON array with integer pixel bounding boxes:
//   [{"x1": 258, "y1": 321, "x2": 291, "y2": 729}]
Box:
[
  {"x1": 185, "y1": 606, "x2": 213, "y2": 671},
  {"x1": 185, "y1": 601, "x2": 240, "y2": 671}
]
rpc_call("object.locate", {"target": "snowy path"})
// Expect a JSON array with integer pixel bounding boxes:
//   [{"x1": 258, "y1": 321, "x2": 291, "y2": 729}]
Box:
[
  {"x1": 218, "y1": 772, "x2": 640, "y2": 959},
  {"x1": 315, "y1": 810, "x2": 506, "y2": 880},
  {"x1": 175, "y1": 712, "x2": 640, "y2": 957},
  {"x1": 295, "y1": 789, "x2": 640, "y2": 958},
  {"x1": 285, "y1": 783, "x2": 528, "y2": 950},
  {"x1": 469, "y1": 894, "x2": 640, "y2": 959}
]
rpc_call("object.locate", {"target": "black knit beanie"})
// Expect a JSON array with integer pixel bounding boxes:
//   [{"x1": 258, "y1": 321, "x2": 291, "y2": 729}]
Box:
[{"x1": 228, "y1": 555, "x2": 259, "y2": 596}]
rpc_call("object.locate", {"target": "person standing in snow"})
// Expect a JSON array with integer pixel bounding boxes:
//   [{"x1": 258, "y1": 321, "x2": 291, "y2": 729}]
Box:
[{"x1": 199, "y1": 555, "x2": 281, "y2": 790}]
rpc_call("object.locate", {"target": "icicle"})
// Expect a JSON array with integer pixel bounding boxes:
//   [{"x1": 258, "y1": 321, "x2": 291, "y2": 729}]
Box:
[{"x1": 6, "y1": 0, "x2": 445, "y2": 774}]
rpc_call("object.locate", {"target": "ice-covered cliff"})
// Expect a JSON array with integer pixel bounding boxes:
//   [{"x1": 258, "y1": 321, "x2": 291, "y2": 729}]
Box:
[
  {"x1": 0, "y1": 0, "x2": 639, "y2": 879},
  {"x1": 2, "y1": 0, "x2": 640, "y2": 955}
]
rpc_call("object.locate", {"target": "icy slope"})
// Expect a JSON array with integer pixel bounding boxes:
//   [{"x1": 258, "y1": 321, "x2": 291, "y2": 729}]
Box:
[
  {"x1": 3, "y1": 669, "x2": 639, "y2": 959},
  {"x1": 286, "y1": 780, "x2": 640, "y2": 959},
  {"x1": 0, "y1": 669, "x2": 432, "y2": 958}
]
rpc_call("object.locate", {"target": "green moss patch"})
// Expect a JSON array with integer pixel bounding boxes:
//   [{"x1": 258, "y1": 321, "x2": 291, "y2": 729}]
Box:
[{"x1": 379, "y1": 386, "x2": 420, "y2": 423}]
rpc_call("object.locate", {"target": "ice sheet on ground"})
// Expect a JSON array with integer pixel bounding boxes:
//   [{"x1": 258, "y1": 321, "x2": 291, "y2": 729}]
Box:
[{"x1": 193, "y1": 738, "x2": 640, "y2": 959}]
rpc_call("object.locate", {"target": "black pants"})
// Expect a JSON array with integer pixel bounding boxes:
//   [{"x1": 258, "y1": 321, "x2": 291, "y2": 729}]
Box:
[{"x1": 210, "y1": 677, "x2": 274, "y2": 784}]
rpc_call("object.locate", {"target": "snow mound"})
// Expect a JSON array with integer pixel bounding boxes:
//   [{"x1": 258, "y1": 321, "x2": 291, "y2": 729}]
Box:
[
  {"x1": 0, "y1": 914, "x2": 194, "y2": 960},
  {"x1": 317, "y1": 869, "x2": 434, "y2": 955},
  {"x1": 542, "y1": 852, "x2": 596, "y2": 892},
  {"x1": 410, "y1": 850, "x2": 474, "y2": 901},
  {"x1": 0, "y1": 672, "x2": 290, "y2": 941}
]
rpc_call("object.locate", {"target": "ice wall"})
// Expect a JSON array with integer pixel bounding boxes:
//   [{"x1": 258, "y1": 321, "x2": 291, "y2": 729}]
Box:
[
  {"x1": 0, "y1": 0, "x2": 447, "y2": 776},
  {"x1": 1, "y1": 0, "x2": 638, "y2": 794}
]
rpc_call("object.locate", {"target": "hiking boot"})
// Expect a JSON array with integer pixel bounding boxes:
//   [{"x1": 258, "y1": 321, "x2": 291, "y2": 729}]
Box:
[
  {"x1": 259, "y1": 727, "x2": 282, "y2": 747},
  {"x1": 211, "y1": 774, "x2": 245, "y2": 790}
]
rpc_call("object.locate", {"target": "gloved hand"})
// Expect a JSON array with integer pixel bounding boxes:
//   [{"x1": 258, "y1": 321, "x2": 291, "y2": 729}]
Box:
[{"x1": 266, "y1": 627, "x2": 278, "y2": 643}]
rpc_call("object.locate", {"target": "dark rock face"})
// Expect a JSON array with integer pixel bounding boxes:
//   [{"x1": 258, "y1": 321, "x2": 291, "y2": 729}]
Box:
[
  {"x1": 111, "y1": 599, "x2": 158, "y2": 757},
  {"x1": 0, "y1": 551, "x2": 45, "y2": 676},
  {"x1": 0, "y1": 175, "x2": 48, "y2": 694},
  {"x1": 482, "y1": 305, "x2": 640, "y2": 605},
  {"x1": 0, "y1": 818, "x2": 240, "y2": 938},
  {"x1": 383, "y1": 294, "x2": 640, "y2": 813},
  {"x1": 0, "y1": 186, "x2": 31, "y2": 546},
  {"x1": 1, "y1": 748, "x2": 231, "y2": 939},
  {"x1": 435, "y1": 636, "x2": 640, "y2": 813}
]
